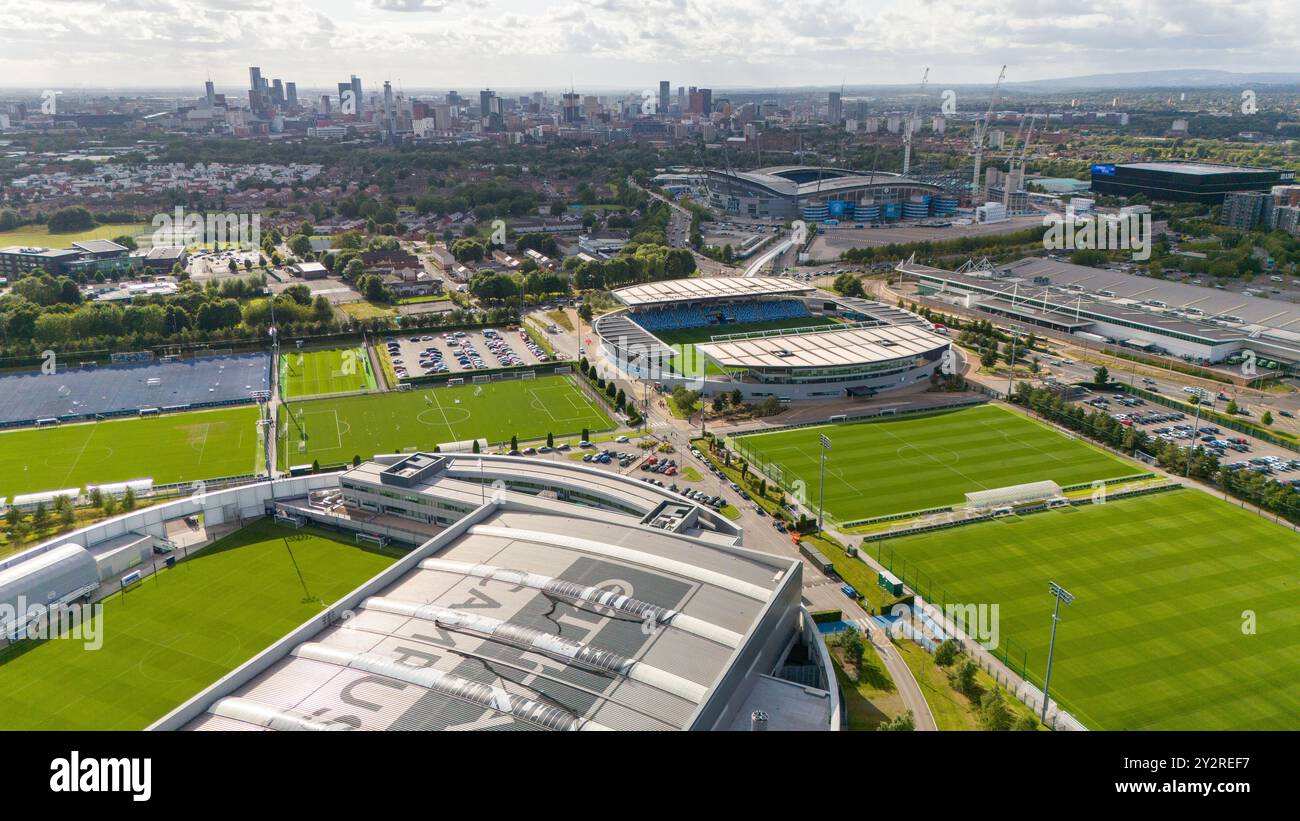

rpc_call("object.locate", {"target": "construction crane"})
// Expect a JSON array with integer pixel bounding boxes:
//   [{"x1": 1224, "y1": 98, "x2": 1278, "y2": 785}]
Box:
[
  {"x1": 1003, "y1": 112, "x2": 1037, "y2": 208},
  {"x1": 971, "y1": 65, "x2": 1007, "y2": 201},
  {"x1": 902, "y1": 67, "x2": 929, "y2": 176}
]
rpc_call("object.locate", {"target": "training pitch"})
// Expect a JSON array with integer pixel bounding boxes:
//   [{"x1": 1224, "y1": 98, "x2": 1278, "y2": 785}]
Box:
[
  {"x1": 278, "y1": 375, "x2": 612, "y2": 468},
  {"x1": 0, "y1": 406, "x2": 262, "y2": 500},
  {"x1": 733, "y1": 404, "x2": 1134, "y2": 522},
  {"x1": 0, "y1": 519, "x2": 400, "y2": 729},
  {"x1": 876, "y1": 490, "x2": 1299, "y2": 730},
  {"x1": 280, "y1": 346, "x2": 376, "y2": 398}
]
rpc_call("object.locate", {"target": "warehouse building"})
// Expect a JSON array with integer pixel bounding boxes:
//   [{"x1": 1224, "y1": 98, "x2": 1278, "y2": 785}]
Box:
[{"x1": 1090, "y1": 161, "x2": 1295, "y2": 204}]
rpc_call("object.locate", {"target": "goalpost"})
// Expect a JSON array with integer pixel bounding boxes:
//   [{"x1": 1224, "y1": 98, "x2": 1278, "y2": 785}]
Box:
[
  {"x1": 520, "y1": 370, "x2": 537, "y2": 380},
  {"x1": 472, "y1": 375, "x2": 491, "y2": 384},
  {"x1": 447, "y1": 377, "x2": 465, "y2": 387},
  {"x1": 355, "y1": 532, "x2": 389, "y2": 547},
  {"x1": 274, "y1": 510, "x2": 305, "y2": 529}
]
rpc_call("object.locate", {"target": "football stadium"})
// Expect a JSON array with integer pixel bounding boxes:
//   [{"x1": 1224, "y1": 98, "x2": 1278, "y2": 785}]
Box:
[
  {"x1": 595, "y1": 276, "x2": 952, "y2": 400},
  {"x1": 705, "y1": 165, "x2": 952, "y2": 221}
]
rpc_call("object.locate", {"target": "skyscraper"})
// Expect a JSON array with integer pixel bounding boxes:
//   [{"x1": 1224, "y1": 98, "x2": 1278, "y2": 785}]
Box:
[
  {"x1": 659, "y1": 80, "x2": 669, "y2": 115},
  {"x1": 350, "y1": 76, "x2": 363, "y2": 114},
  {"x1": 248, "y1": 66, "x2": 262, "y2": 92},
  {"x1": 286, "y1": 82, "x2": 297, "y2": 108},
  {"x1": 828, "y1": 91, "x2": 842, "y2": 124},
  {"x1": 204, "y1": 80, "x2": 215, "y2": 108}
]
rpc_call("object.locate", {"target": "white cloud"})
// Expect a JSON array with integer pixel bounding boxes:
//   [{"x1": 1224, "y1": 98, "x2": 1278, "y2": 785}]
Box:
[{"x1": 0, "y1": 0, "x2": 1296, "y2": 89}]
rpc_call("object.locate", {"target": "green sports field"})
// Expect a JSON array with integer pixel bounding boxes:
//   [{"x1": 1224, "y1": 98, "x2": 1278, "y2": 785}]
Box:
[
  {"x1": 278, "y1": 375, "x2": 612, "y2": 468},
  {"x1": 653, "y1": 316, "x2": 841, "y2": 377},
  {"x1": 0, "y1": 519, "x2": 400, "y2": 730},
  {"x1": 280, "y1": 346, "x2": 375, "y2": 398},
  {"x1": 875, "y1": 491, "x2": 1300, "y2": 730},
  {"x1": 0, "y1": 406, "x2": 261, "y2": 500},
  {"x1": 733, "y1": 404, "x2": 1135, "y2": 523}
]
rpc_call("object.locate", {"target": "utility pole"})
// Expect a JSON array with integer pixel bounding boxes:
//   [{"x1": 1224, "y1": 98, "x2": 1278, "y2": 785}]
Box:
[
  {"x1": 1042, "y1": 581, "x2": 1074, "y2": 727},
  {"x1": 1006, "y1": 331, "x2": 1019, "y2": 397}
]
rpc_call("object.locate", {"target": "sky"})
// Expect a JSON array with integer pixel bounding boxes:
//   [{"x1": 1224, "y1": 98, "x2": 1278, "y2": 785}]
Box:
[{"x1": 1, "y1": 0, "x2": 1298, "y2": 92}]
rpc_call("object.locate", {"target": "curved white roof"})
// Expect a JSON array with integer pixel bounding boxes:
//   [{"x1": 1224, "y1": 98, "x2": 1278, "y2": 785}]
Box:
[
  {"x1": 697, "y1": 324, "x2": 949, "y2": 370},
  {"x1": 612, "y1": 277, "x2": 813, "y2": 308}
]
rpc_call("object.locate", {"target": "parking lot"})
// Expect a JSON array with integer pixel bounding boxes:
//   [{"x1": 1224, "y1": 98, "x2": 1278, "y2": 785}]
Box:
[
  {"x1": 1076, "y1": 390, "x2": 1300, "y2": 480},
  {"x1": 381, "y1": 327, "x2": 553, "y2": 379}
]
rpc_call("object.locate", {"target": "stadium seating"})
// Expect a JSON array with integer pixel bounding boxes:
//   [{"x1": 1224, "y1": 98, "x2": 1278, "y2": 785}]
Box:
[{"x1": 632, "y1": 300, "x2": 810, "y2": 331}]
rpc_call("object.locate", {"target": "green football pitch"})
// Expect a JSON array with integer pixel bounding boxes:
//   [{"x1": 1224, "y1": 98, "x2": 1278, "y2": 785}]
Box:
[
  {"x1": 278, "y1": 375, "x2": 612, "y2": 468},
  {"x1": 0, "y1": 519, "x2": 400, "y2": 730},
  {"x1": 0, "y1": 406, "x2": 261, "y2": 500},
  {"x1": 280, "y1": 346, "x2": 375, "y2": 399},
  {"x1": 874, "y1": 490, "x2": 1300, "y2": 730},
  {"x1": 653, "y1": 316, "x2": 841, "y2": 377},
  {"x1": 733, "y1": 404, "x2": 1135, "y2": 523}
]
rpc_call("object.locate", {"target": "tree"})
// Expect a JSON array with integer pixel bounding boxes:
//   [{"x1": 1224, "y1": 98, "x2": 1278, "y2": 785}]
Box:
[
  {"x1": 546, "y1": 432, "x2": 554, "y2": 448},
  {"x1": 978, "y1": 689, "x2": 1013, "y2": 731},
  {"x1": 1261, "y1": 410, "x2": 1273, "y2": 426},
  {"x1": 471, "y1": 440, "x2": 480, "y2": 454},
  {"x1": 730, "y1": 389, "x2": 743, "y2": 406},
  {"x1": 510, "y1": 434, "x2": 518, "y2": 452},
  {"x1": 833, "y1": 272, "x2": 865, "y2": 297},
  {"x1": 122, "y1": 487, "x2": 136, "y2": 511},
  {"x1": 876, "y1": 711, "x2": 915, "y2": 731},
  {"x1": 1014, "y1": 714, "x2": 1040, "y2": 732},
  {"x1": 712, "y1": 394, "x2": 725, "y2": 412},
  {"x1": 581, "y1": 427, "x2": 589, "y2": 441},
  {"x1": 833, "y1": 628, "x2": 867, "y2": 678},
  {"x1": 934, "y1": 638, "x2": 961, "y2": 667},
  {"x1": 31, "y1": 502, "x2": 48, "y2": 529},
  {"x1": 1226, "y1": 399, "x2": 1239, "y2": 415},
  {"x1": 954, "y1": 658, "x2": 978, "y2": 695},
  {"x1": 353, "y1": 455, "x2": 362, "y2": 467},
  {"x1": 577, "y1": 303, "x2": 593, "y2": 322},
  {"x1": 1093, "y1": 365, "x2": 1110, "y2": 385}
]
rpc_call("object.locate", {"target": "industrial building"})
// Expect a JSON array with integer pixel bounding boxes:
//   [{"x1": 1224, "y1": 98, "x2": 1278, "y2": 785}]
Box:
[
  {"x1": 1090, "y1": 161, "x2": 1295, "y2": 204},
  {"x1": 148, "y1": 453, "x2": 838, "y2": 732},
  {"x1": 899, "y1": 256, "x2": 1300, "y2": 371},
  {"x1": 706, "y1": 165, "x2": 950, "y2": 221}
]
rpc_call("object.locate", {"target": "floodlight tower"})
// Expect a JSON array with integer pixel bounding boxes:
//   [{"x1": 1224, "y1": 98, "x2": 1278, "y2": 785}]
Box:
[
  {"x1": 971, "y1": 65, "x2": 1007, "y2": 202},
  {"x1": 902, "y1": 67, "x2": 929, "y2": 176},
  {"x1": 1041, "y1": 581, "x2": 1075, "y2": 726},
  {"x1": 817, "y1": 433, "x2": 832, "y2": 530}
]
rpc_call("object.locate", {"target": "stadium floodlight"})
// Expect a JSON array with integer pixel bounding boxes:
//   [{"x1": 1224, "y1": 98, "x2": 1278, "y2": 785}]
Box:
[
  {"x1": 1042, "y1": 581, "x2": 1075, "y2": 726},
  {"x1": 817, "y1": 434, "x2": 831, "y2": 531}
]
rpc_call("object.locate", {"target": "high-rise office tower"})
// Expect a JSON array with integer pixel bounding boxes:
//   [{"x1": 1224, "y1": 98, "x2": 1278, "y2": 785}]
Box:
[
  {"x1": 658, "y1": 80, "x2": 669, "y2": 115},
  {"x1": 828, "y1": 91, "x2": 842, "y2": 124},
  {"x1": 351, "y1": 76, "x2": 363, "y2": 113},
  {"x1": 204, "y1": 80, "x2": 215, "y2": 108},
  {"x1": 248, "y1": 66, "x2": 262, "y2": 92},
  {"x1": 286, "y1": 82, "x2": 297, "y2": 108}
]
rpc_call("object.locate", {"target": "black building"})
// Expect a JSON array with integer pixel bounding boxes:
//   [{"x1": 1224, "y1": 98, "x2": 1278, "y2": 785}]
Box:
[{"x1": 1090, "y1": 161, "x2": 1294, "y2": 204}]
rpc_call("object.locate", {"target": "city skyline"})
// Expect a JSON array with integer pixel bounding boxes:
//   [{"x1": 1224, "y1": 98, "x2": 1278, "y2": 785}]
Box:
[{"x1": 2, "y1": 0, "x2": 1298, "y2": 90}]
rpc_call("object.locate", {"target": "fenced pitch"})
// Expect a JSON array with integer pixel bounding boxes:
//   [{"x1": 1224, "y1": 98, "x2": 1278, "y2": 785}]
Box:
[
  {"x1": 277, "y1": 375, "x2": 611, "y2": 469},
  {"x1": 0, "y1": 406, "x2": 262, "y2": 501},
  {"x1": 0, "y1": 518, "x2": 400, "y2": 730},
  {"x1": 875, "y1": 490, "x2": 1300, "y2": 731},
  {"x1": 279, "y1": 346, "x2": 375, "y2": 399},
  {"x1": 732, "y1": 404, "x2": 1132, "y2": 524}
]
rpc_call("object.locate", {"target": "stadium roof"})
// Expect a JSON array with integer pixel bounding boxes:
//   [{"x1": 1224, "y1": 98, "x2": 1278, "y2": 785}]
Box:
[
  {"x1": 612, "y1": 276, "x2": 814, "y2": 308},
  {"x1": 710, "y1": 166, "x2": 936, "y2": 198},
  {"x1": 174, "y1": 503, "x2": 809, "y2": 731},
  {"x1": 696, "y1": 324, "x2": 949, "y2": 370}
]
